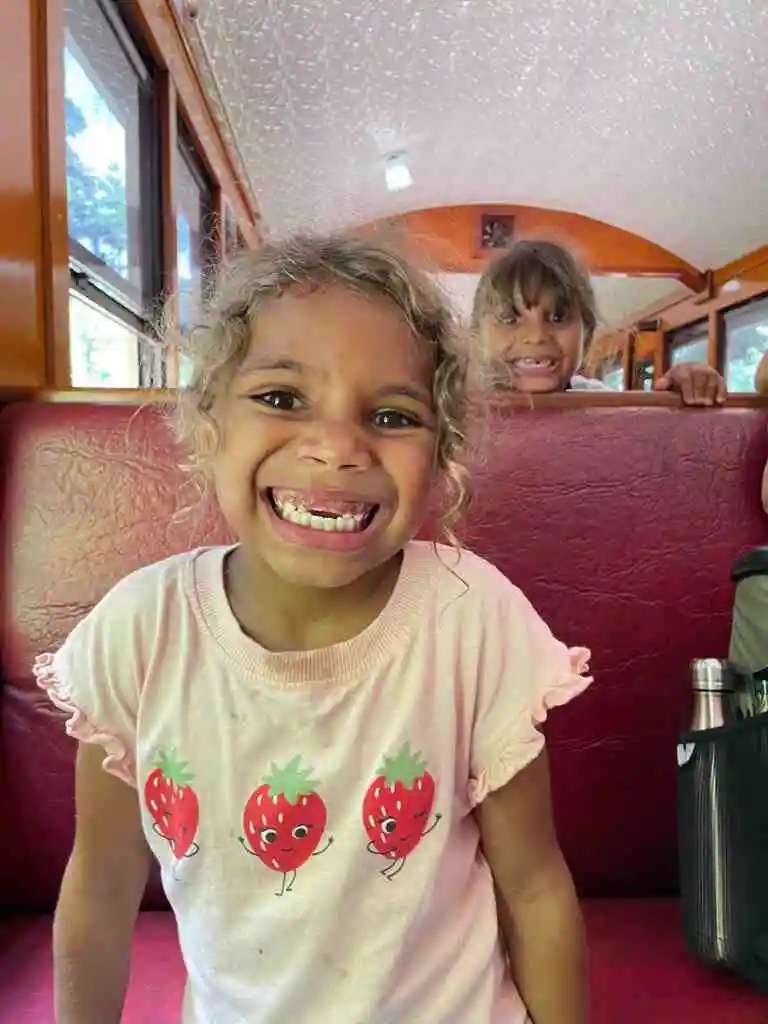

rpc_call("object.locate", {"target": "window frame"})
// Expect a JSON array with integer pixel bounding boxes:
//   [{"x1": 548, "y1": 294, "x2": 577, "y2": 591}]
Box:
[{"x1": 65, "y1": 0, "x2": 165, "y2": 387}]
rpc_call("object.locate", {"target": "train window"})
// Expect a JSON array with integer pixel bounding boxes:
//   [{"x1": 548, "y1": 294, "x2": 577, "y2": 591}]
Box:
[
  {"x1": 632, "y1": 359, "x2": 655, "y2": 392},
  {"x1": 68, "y1": 291, "x2": 141, "y2": 387},
  {"x1": 600, "y1": 359, "x2": 625, "y2": 391},
  {"x1": 723, "y1": 297, "x2": 768, "y2": 392},
  {"x1": 668, "y1": 320, "x2": 708, "y2": 367},
  {"x1": 174, "y1": 124, "x2": 215, "y2": 386},
  {"x1": 64, "y1": 0, "x2": 162, "y2": 386},
  {"x1": 175, "y1": 125, "x2": 214, "y2": 329}
]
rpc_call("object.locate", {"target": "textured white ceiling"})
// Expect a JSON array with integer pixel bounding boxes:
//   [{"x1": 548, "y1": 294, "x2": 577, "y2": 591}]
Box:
[
  {"x1": 191, "y1": 0, "x2": 768, "y2": 269},
  {"x1": 435, "y1": 273, "x2": 688, "y2": 326}
]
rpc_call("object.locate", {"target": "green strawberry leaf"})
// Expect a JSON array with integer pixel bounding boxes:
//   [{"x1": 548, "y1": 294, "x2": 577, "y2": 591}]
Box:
[
  {"x1": 377, "y1": 741, "x2": 427, "y2": 788},
  {"x1": 264, "y1": 755, "x2": 319, "y2": 804},
  {"x1": 155, "y1": 748, "x2": 194, "y2": 787}
]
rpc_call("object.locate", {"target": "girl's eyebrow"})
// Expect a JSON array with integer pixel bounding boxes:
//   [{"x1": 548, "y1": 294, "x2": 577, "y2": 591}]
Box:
[
  {"x1": 375, "y1": 384, "x2": 434, "y2": 406},
  {"x1": 236, "y1": 356, "x2": 306, "y2": 376}
]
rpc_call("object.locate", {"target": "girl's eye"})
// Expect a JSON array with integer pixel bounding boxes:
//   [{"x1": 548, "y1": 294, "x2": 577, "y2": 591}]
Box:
[
  {"x1": 549, "y1": 310, "x2": 570, "y2": 325},
  {"x1": 252, "y1": 390, "x2": 302, "y2": 411},
  {"x1": 372, "y1": 409, "x2": 421, "y2": 430}
]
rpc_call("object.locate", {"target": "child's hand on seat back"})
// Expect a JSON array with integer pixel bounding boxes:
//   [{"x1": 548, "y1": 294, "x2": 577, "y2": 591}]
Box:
[{"x1": 654, "y1": 362, "x2": 726, "y2": 406}]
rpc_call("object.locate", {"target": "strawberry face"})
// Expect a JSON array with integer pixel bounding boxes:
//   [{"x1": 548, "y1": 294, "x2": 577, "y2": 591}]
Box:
[
  {"x1": 241, "y1": 756, "x2": 330, "y2": 878},
  {"x1": 363, "y1": 742, "x2": 439, "y2": 862},
  {"x1": 144, "y1": 750, "x2": 200, "y2": 861}
]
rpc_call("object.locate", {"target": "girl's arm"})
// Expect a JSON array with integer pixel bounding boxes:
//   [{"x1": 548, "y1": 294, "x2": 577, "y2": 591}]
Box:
[
  {"x1": 54, "y1": 742, "x2": 151, "y2": 1023},
  {"x1": 476, "y1": 749, "x2": 588, "y2": 1024}
]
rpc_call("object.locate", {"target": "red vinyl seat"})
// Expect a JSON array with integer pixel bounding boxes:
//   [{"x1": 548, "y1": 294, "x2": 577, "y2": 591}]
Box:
[{"x1": 1, "y1": 398, "x2": 767, "y2": 1021}]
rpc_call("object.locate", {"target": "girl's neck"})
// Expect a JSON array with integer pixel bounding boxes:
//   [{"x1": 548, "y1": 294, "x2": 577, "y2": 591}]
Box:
[{"x1": 224, "y1": 546, "x2": 404, "y2": 653}]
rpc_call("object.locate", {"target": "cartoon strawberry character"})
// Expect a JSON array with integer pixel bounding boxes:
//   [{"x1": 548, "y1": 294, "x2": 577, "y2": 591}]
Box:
[
  {"x1": 239, "y1": 755, "x2": 333, "y2": 896},
  {"x1": 143, "y1": 749, "x2": 200, "y2": 861},
  {"x1": 362, "y1": 741, "x2": 442, "y2": 880}
]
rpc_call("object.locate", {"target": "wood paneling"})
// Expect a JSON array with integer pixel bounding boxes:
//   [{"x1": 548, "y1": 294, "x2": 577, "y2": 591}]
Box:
[
  {"x1": 618, "y1": 252, "x2": 768, "y2": 335},
  {"x1": 480, "y1": 389, "x2": 766, "y2": 411},
  {"x1": 366, "y1": 204, "x2": 705, "y2": 291},
  {"x1": 616, "y1": 249, "x2": 768, "y2": 380},
  {"x1": 0, "y1": 0, "x2": 47, "y2": 387},
  {"x1": 715, "y1": 246, "x2": 768, "y2": 290},
  {"x1": 43, "y1": 0, "x2": 73, "y2": 389},
  {"x1": 0, "y1": 0, "x2": 261, "y2": 391},
  {"x1": 635, "y1": 330, "x2": 665, "y2": 379}
]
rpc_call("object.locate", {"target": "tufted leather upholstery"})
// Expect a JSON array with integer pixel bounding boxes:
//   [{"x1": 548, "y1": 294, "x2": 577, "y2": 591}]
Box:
[{"x1": 1, "y1": 397, "x2": 767, "y2": 1021}]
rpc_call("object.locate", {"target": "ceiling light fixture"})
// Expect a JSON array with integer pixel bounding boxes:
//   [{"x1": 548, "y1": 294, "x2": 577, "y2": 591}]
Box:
[
  {"x1": 721, "y1": 278, "x2": 741, "y2": 293},
  {"x1": 384, "y1": 153, "x2": 413, "y2": 192}
]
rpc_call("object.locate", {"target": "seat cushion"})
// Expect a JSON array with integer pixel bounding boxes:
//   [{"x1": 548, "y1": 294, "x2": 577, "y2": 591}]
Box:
[
  {"x1": 1, "y1": 900, "x2": 766, "y2": 1021},
  {"x1": 586, "y1": 898, "x2": 768, "y2": 1022},
  {"x1": 0, "y1": 912, "x2": 184, "y2": 1022}
]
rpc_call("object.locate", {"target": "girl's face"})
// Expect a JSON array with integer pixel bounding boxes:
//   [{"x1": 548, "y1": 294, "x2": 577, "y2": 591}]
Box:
[
  {"x1": 210, "y1": 284, "x2": 438, "y2": 592},
  {"x1": 486, "y1": 291, "x2": 585, "y2": 393}
]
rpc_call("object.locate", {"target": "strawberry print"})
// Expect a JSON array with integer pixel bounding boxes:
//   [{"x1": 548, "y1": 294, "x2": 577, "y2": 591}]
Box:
[
  {"x1": 143, "y1": 749, "x2": 200, "y2": 861},
  {"x1": 362, "y1": 741, "x2": 442, "y2": 880},
  {"x1": 239, "y1": 755, "x2": 333, "y2": 897}
]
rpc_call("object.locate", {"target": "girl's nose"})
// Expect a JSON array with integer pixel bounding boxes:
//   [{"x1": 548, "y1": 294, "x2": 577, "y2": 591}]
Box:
[
  {"x1": 523, "y1": 313, "x2": 552, "y2": 345},
  {"x1": 296, "y1": 421, "x2": 374, "y2": 472}
]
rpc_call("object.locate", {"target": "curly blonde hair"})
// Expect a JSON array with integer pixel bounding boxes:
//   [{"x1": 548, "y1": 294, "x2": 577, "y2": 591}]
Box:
[{"x1": 168, "y1": 232, "x2": 472, "y2": 543}]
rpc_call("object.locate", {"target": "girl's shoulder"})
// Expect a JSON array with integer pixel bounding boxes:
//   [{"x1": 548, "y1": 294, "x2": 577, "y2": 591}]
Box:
[
  {"x1": 62, "y1": 546, "x2": 232, "y2": 655},
  {"x1": 406, "y1": 540, "x2": 530, "y2": 616},
  {"x1": 92, "y1": 545, "x2": 230, "y2": 614}
]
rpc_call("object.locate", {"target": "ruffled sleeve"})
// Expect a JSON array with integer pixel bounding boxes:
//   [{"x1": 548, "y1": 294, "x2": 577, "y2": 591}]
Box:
[
  {"x1": 467, "y1": 579, "x2": 592, "y2": 808},
  {"x1": 34, "y1": 652, "x2": 135, "y2": 786},
  {"x1": 33, "y1": 571, "x2": 148, "y2": 788}
]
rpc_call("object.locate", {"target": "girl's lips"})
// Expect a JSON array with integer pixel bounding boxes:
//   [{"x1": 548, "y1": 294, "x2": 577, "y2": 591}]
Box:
[{"x1": 262, "y1": 490, "x2": 385, "y2": 553}]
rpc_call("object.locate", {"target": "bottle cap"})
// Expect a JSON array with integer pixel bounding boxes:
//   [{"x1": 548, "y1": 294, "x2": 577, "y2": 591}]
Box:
[{"x1": 690, "y1": 658, "x2": 732, "y2": 692}]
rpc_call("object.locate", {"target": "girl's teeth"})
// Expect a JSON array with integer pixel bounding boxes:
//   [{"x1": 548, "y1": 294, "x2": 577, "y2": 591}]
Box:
[
  {"x1": 517, "y1": 357, "x2": 555, "y2": 368},
  {"x1": 272, "y1": 497, "x2": 369, "y2": 533}
]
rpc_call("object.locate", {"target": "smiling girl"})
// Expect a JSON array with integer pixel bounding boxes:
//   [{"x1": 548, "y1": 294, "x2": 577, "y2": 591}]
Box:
[
  {"x1": 473, "y1": 238, "x2": 726, "y2": 405},
  {"x1": 37, "y1": 233, "x2": 591, "y2": 1024}
]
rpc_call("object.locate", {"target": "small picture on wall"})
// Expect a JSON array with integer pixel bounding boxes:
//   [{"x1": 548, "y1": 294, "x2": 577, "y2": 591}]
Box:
[{"x1": 479, "y1": 213, "x2": 515, "y2": 251}]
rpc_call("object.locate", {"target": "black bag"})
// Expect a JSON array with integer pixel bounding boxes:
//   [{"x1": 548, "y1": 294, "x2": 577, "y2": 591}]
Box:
[
  {"x1": 729, "y1": 547, "x2": 768, "y2": 686},
  {"x1": 677, "y1": 712, "x2": 768, "y2": 991}
]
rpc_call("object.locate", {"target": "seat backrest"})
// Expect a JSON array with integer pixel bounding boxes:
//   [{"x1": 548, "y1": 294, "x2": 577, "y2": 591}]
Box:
[
  {"x1": 0, "y1": 402, "x2": 232, "y2": 909},
  {"x1": 1, "y1": 398, "x2": 766, "y2": 909}
]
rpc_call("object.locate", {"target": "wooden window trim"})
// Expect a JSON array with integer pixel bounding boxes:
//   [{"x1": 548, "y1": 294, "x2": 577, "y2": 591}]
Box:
[{"x1": 0, "y1": 0, "x2": 261, "y2": 391}]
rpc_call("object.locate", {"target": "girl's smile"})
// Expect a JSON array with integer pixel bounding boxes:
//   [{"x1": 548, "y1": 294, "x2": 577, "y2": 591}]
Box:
[{"x1": 262, "y1": 486, "x2": 387, "y2": 552}]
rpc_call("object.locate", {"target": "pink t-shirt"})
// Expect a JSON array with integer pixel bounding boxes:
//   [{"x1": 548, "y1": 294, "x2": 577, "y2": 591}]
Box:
[{"x1": 36, "y1": 541, "x2": 591, "y2": 1023}]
